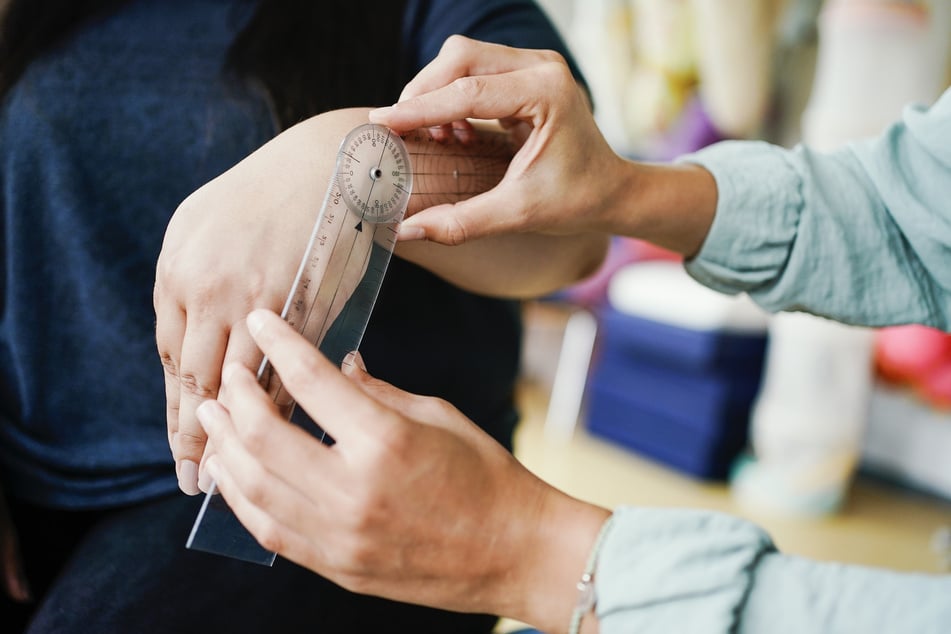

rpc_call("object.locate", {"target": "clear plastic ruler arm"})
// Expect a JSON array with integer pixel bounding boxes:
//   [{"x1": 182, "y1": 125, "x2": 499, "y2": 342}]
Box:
[{"x1": 186, "y1": 123, "x2": 413, "y2": 565}]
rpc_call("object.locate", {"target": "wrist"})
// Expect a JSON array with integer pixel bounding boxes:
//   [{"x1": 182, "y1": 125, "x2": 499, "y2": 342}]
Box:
[
  {"x1": 569, "y1": 514, "x2": 614, "y2": 634},
  {"x1": 499, "y1": 485, "x2": 611, "y2": 633},
  {"x1": 605, "y1": 160, "x2": 718, "y2": 257}
]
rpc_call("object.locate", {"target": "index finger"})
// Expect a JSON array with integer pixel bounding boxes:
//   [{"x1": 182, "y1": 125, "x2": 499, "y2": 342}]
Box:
[
  {"x1": 371, "y1": 65, "x2": 558, "y2": 133},
  {"x1": 395, "y1": 35, "x2": 564, "y2": 103},
  {"x1": 369, "y1": 49, "x2": 564, "y2": 132},
  {"x1": 245, "y1": 309, "x2": 388, "y2": 444}
]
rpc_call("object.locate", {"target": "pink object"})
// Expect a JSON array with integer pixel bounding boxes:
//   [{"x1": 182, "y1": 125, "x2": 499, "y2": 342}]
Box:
[
  {"x1": 554, "y1": 237, "x2": 680, "y2": 307},
  {"x1": 875, "y1": 325, "x2": 951, "y2": 383},
  {"x1": 918, "y1": 360, "x2": 951, "y2": 410},
  {"x1": 876, "y1": 325, "x2": 951, "y2": 409}
]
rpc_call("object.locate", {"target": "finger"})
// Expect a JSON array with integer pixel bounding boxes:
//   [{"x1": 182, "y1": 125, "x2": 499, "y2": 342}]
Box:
[
  {"x1": 1, "y1": 536, "x2": 30, "y2": 603},
  {"x1": 217, "y1": 316, "x2": 266, "y2": 411},
  {"x1": 340, "y1": 351, "x2": 428, "y2": 415},
  {"x1": 340, "y1": 352, "x2": 465, "y2": 432},
  {"x1": 395, "y1": 35, "x2": 561, "y2": 103},
  {"x1": 197, "y1": 435, "x2": 215, "y2": 494},
  {"x1": 398, "y1": 185, "x2": 523, "y2": 245},
  {"x1": 206, "y1": 453, "x2": 330, "y2": 577},
  {"x1": 340, "y1": 350, "x2": 368, "y2": 373},
  {"x1": 373, "y1": 69, "x2": 544, "y2": 133},
  {"x1": 205, "y1": 369, "x2": 347, "y2": 501},
  {"x1": 196, "y1": 403, "x2": 331, "y2": 570},
  {"x1": 245, "y1": 310, "x2": 390, "y2": 444},
  {"x1": 451, "y1": 119, "x2": 477, "y2": 145},
  {"x1": 417, "y1": 121, "x2": 475, "y2": 145},
  {"x1": 174, "y1": 322, "x2": 229, "y2": 495},
  {"x1": 197, "y1": 317, "x2": 264, "y2": 492},
  {"x1": 154, "y1": 300, "x2": 186, "y2": 446},
  {"x1": 427, "y1": 124, "x2": 454, "y2": 143}
]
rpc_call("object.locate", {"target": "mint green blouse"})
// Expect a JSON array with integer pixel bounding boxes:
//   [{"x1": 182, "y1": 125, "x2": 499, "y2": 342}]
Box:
[
  {"x1": 595, "y1": 88, "x2": 951, "y2": 633},
  {"x1": 687, "y1": 87, "x2": 951, "y2": 330}
]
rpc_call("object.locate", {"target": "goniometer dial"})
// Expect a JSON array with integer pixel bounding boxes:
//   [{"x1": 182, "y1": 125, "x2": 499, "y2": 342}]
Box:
[{"x1": 337, "y1": 124, "x2": 412, "y2": 223}]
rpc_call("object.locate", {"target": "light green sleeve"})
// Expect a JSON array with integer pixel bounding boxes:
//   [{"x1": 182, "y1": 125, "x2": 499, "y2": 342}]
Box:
[
  {"x1": 595, "y1": 507, "x2": 951, "y2": 633},
  {"x1": 682, "y1": 88, "x2": 951, "y2": 330}
]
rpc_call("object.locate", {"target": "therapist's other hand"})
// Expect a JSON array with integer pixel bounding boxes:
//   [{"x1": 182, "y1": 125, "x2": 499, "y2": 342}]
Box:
[
  {"x1": 370, "y1": 35, "x2": 625, "y2": 245},
  {"x1": 196, "y1": 309, "x2": 611, "y2": 630}
]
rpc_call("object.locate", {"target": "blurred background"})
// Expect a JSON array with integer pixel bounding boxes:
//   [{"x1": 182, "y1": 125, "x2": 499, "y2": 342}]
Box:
[{"x1": 505, "y1": 4, "x2": 951, "y2": 629}]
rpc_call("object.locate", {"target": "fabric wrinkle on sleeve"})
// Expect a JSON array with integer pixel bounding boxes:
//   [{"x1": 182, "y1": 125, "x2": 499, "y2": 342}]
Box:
[
  {"x1": 595, "y1": 507, "x2": 775, "y2": 634},
  {"x1": 595, "y1": 506, "x2": 951, "y2": 633},
  {"x1": 680, "y1": 89, "x2": 951, "y2": 329},
  {"x1": 849, "y1": 96, "x2": 951, "y2": 326},
  {"x1": 680, "y1": 140, "x2": 805, "y2": 300},
  {"x1": 740, "y1": 548, "x2": 951, "y2": 634}
]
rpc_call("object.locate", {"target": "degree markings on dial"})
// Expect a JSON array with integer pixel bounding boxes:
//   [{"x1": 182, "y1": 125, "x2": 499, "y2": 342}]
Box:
[{"x1": 339, "y1": 126, "x2": 410, "y2": 223}]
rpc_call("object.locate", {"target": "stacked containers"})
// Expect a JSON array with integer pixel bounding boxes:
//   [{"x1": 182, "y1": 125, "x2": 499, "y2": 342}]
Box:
[{"x1": 585, "y1": 262, "x2": 769, "y2": 479}]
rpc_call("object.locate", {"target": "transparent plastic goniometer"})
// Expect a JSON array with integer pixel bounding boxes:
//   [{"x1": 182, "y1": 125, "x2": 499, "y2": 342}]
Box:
[
  {"x1": 186, "y1": 120, "x2": 515, "y2": 566},
  {"x1": 187, "y1": 123, "x2": 413, "y2": 565}
]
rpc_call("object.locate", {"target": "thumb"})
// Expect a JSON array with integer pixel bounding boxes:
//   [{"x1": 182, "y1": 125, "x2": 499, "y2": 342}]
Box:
[
  {"x1": 398, "y1": 187, "x2": 523, "y2": 245},
  {"x1": 341, "y1": 351, "x2": 421, "y2": 413},
  {"x1": 341, "y1": 352, "x2": 459, "y2": 429}
]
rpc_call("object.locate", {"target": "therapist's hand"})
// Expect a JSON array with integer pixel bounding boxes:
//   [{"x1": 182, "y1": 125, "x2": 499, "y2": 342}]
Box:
[
  {"x1": 369, "y1": 35, "x2": 627, "y2": 245},
  {"x1": 196, "y1": 309, "x2": 611, "y2": 632},
  {"x1": 372, "y1": 36, "x2": 717, "y2": 256}
]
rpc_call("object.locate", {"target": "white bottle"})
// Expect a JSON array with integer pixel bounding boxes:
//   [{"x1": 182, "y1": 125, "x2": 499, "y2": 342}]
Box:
[{"x1": 733, "y1": 313, "x2": 874, "y2": 516}]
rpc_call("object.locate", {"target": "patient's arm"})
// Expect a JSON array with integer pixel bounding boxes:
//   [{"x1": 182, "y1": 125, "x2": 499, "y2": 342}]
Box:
[{"x1": 155, "y1": 107, "x2": 608, "y2": 495}]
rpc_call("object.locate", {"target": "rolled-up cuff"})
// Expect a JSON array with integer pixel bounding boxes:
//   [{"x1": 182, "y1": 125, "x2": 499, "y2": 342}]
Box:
[
  {"x1": 596, "y1": 507, "x2": 775, "y2": 634},
  {"x1": 678, "y1": 141, "x2": 804, "y2": 299}
]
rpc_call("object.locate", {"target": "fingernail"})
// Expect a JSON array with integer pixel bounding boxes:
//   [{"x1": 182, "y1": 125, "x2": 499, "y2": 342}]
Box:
[
  {"x1": 178, "y1": 460, "x2": 200, "y2": 496},
  {"x1": 429, "y1": 125, "x2": 449, "y2": 142},
  {"x1": 369, "y1": 105, "x2": 393, "y2": 121},
  {"x1": 398, "y1": 224, "x2": 426, "y2": 241},
  {"x1": 205, "y1": 456, "x2": 221, "y2": 483},
  {"x1": 196, "y1": 399, "x2": 215, "y2": 430},
  {"x1": 453, "y1": 127, "x2": 476, "y2": 145},
  {"x1": 246, "y1": 309, "x2": 267, "y2": 336},
  {"x1": 197, "y1": 463, "x2": 213, "y2": 493},
  {"x1": 342, "y1": 351, "x2": 367, "y2": 375},
  {"x1": 10, "y1": 572, "x2": 31, "y2": 603},
  {"x1": 350, "y1": 351, "x2": 367, "y2": 371},
  {"x1": 221, "y1": 362, "x2": 240, "y2": 385}
]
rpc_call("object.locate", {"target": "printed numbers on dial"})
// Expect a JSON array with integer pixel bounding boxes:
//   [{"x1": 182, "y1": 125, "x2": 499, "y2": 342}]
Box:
[{"x1": 337, "y1": 124, "x2": 412, "y2": 223}]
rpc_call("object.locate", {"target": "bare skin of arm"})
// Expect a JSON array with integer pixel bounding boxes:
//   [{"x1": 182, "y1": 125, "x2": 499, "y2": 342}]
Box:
[{"x1": 154, "y1": 107, "x2": 608, "y2": 495}]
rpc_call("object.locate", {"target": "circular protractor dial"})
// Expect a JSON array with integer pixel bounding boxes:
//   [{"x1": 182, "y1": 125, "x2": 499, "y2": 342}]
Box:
[{"x1": 337, "y1": 123, "x2": 413, "y2": 224}]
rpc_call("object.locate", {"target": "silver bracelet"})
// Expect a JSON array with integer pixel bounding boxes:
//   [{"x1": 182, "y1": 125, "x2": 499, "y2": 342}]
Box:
[{"x1": 568, "y1": 514, "x2": 615, "y2": 634}]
